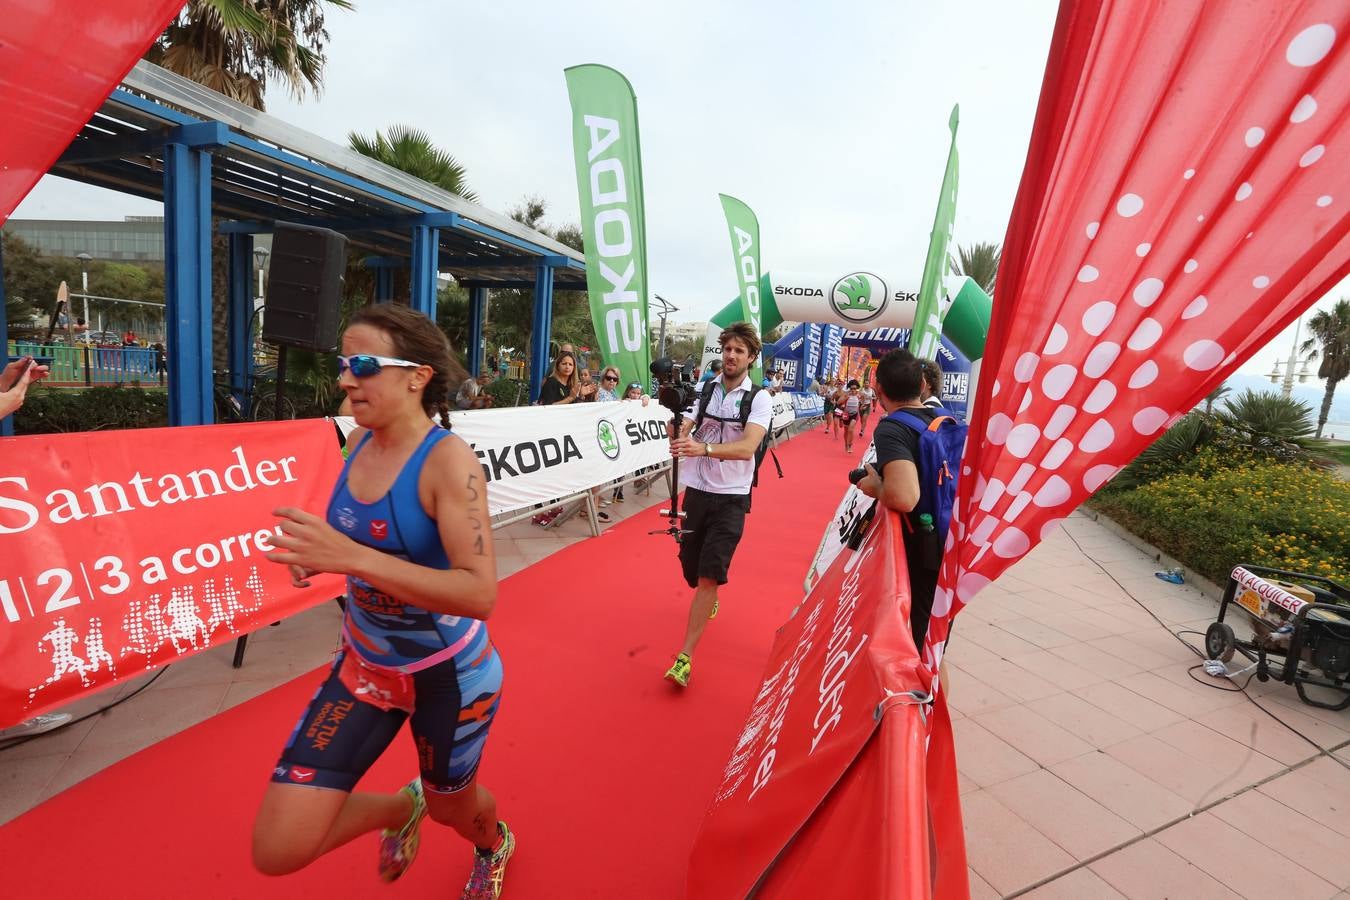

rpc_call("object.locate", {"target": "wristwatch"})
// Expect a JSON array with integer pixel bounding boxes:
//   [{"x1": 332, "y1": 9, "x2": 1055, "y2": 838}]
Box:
[{"x1": 704, "y1": 442, "x2": 713, "y2": 458}]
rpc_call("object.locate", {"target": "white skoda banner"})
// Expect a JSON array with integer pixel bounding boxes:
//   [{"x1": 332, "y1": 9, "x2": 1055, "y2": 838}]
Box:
[{"x1": 337, "y1": 401, "x2": 673, "y2": 516}]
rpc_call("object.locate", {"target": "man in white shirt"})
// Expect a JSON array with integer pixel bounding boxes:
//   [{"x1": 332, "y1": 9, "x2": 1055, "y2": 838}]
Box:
[{"x1": 664, "y1": 322, "x2": 773, "y2": 688}]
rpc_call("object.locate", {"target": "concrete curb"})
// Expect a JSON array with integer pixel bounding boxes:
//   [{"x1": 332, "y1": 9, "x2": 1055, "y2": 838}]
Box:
[{"x1": 1079, "y1": 504, "x2": 1229, "y2": 604}]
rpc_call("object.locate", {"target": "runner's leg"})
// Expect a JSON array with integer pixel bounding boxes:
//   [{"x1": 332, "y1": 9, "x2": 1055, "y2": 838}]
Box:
[{"x1": 680, "y1": 578, "x2": 720, "y2": 657}]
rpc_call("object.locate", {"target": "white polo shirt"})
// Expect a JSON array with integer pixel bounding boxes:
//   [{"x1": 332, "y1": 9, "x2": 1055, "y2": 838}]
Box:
[{"x1": 680, "y1": 374, "x2": 774, "y2": 495}]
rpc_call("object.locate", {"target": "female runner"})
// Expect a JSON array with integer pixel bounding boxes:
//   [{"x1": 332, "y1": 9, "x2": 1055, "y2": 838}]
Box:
[{"x1": 254, "y1": 304, "x2": 514, "y2": 899}]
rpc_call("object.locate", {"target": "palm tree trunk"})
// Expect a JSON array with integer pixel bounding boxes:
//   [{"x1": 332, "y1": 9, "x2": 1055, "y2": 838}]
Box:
[{"x1": 1318, "y1": 378, "x2": 1339, "y2": 438}]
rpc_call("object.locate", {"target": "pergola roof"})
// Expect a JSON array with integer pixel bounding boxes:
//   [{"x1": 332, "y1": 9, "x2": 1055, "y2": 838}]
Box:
[{"x1": 52, "y1": 61, "x2": 587, "y2": 290}]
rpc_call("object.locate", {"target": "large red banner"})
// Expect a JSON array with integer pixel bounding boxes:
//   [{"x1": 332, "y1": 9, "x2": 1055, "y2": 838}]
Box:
[
  {"x1": 0, "y1": 1, "x2": 184, "y2": 225},
  {"x1": 924, "y1": 0, "x2": 1350, "y2": 680},
  {"x1": 0, "y1": 420, "x2": 345, "y2": 727},
  {"x1": 686, "y1": 510, "x2": 966, "y2": 898}
]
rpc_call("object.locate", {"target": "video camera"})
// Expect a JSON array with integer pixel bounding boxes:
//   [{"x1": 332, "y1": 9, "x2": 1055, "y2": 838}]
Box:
[{"x1": 650, "y1": 356, "x2": 698, "y2": 415}]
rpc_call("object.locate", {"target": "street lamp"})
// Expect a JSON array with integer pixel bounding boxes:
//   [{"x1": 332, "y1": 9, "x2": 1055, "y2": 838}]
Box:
[
  {"x1": 1269, "y1": 318, "x2": 1312, "y2": 399},
  {"x1": 652, "y1": 293, "x2": 677, "y2": 356},
  {"x1": 253, "y1": 245, "x2": 270, "y2": 304},
  {"x1": 76, "y1": 252, "x2": 92, "y2": 336}
]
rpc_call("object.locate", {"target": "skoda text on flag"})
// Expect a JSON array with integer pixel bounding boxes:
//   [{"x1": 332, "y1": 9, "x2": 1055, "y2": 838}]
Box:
[
  {"x1": 718, "y1": 194, "x2": 764, "y2": 382},
  {"x1": 908, "y1": 104, "x2": 960, "y2": 361},
  {"x1": 922, "y1": 0, "x2": 1350, "y2": 684},
  {"x1": 565, "y1": 64, "x2": 652, "y2": 389},
  {"x1": 0, "y1": 421, "x2": 345, "y2": 727}
]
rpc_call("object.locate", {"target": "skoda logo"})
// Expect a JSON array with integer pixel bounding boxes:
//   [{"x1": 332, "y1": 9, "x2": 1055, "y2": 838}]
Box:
[
  {"x1": 596, "y1": 419, "x2": 621, "y2": 460},
  {"x1": 829, "y1": 271, "x2": 889, "y2": 324}
]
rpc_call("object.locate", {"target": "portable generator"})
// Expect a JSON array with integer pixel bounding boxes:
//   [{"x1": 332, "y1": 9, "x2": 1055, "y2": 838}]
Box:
[{"x1": 1205, "y1": 565, "x2": 1350, "y2": 710}]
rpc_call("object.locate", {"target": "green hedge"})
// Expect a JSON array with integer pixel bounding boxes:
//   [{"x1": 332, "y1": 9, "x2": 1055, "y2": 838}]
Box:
[
  {"x1": 1091, "y1": 448, "x2": 1349, "y2": 586},
  {"x1": 14, "y1": 385, "x2": 169, "y2": 433},
  {"x1": 483, "y1": 377, "x2": 530, "y2": 408}
]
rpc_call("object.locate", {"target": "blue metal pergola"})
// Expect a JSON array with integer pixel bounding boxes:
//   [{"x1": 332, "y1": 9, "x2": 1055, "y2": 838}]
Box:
[{"x1": 4, "y1": 60, "x2": 586, "y2": 433}]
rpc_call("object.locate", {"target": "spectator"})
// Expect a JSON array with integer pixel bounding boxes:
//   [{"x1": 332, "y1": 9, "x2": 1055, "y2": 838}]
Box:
[
  {"x1": 537, "y1": 351, "x2": 588, "y2": 405},
  {"x1": 0, "y1": 356, "x2": 49, "y2": 419},
  {"x1": 700, "y1": 360, "x2": 722, "y2": 383},
  {"x1": 919, "y1": 358, "x2": 944, "y2": 409},
  {"x1": 455, "y1": 372, "x2": 494, "y2": 410},
  {"x1": 597, "y1": 366, "x2": 622, "y2": 402},
  {"x1": 576, "y1": 366, "x2": 598, "y2": 402}
]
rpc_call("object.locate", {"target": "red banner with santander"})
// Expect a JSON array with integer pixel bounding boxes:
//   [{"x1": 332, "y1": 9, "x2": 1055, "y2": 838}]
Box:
[
  {"x1": 686, "y1": 509, "x2": 968, "y2": 899},
  {"x1": 0, "y1": 420, "x2": 345, "y2": 727}
]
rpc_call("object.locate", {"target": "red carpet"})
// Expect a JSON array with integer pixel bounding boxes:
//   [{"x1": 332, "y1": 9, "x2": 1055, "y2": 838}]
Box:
[{"x1": 1, "y1": 424, "x2": 856, "y2": 899}]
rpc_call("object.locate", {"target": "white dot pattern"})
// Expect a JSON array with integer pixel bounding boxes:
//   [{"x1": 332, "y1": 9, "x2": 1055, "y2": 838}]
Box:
[
  {"x1": 922, "y1": 13, "x2": 1350, "y2": 676},
  {"x1": 1286, "y1": 24, "x2": 1335, "y2": 67}
]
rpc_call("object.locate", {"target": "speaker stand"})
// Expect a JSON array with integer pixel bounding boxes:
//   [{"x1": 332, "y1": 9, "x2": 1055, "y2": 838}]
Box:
[{"x1": 274, "y1": 344, "x2": 289, "y2": 420}]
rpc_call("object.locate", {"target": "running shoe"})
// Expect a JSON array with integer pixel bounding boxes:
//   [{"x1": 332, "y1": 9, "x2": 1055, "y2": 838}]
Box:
[
  {"x1": 709, "y1": 598, "x2": 719, "y2": 619},
  {"x1": 664, "y1": 653, "x2": 692, "y2": 688},
  {"x1": 461, "y1": 821, "x2": 516, "y2": 899},
  {"x1": 378, "y1": 779, "x2": 427, "y2": 882}
]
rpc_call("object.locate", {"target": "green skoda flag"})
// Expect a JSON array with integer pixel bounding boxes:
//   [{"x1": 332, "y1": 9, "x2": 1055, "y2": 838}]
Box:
[
  {"x1": 908, "y1": 104, "x2": 960, "y2": 361},
  {"x1": 717, "y1": 193, "x2": 763, "y2": 383},
  {"x1": 564, "y1": 64, "x2": 652, "y2": 389}
]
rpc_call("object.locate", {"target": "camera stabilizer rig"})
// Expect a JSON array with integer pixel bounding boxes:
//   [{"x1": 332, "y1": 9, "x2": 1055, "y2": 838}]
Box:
[{"x1": 648, "y1": 356, "x2": 698, "y2": 544}]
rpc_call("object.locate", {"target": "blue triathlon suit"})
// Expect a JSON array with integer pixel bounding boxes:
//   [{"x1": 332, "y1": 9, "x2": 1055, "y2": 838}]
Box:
[{"x1": 272, "y1": 426, "x2": 503, "y2": 794}]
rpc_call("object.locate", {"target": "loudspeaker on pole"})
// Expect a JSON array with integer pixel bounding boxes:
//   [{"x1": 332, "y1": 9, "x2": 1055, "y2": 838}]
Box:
[{"x1": 262, "y1": 222, "x2": 348, "y2": 352}]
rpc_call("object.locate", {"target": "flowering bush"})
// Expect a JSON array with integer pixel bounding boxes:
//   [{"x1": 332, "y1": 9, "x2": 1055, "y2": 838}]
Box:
[{"x1": 1091, "y1": 452, "x2": 1349, "y2": 587}]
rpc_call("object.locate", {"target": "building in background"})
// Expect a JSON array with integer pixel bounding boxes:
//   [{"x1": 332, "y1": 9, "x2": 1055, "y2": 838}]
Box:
[{"x1": 6, "y1": 216, "x2": 167, "y2": 262}]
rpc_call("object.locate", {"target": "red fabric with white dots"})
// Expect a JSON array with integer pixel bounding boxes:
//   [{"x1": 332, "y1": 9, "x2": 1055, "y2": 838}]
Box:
[{"x1": 925, "y1": 0, "x2": 1350, "y2": 681}]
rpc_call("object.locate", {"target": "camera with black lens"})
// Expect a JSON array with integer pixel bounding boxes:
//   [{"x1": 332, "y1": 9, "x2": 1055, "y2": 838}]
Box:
[{"x1": 650, "y1": 356, "x2": 698, "y2": 415}]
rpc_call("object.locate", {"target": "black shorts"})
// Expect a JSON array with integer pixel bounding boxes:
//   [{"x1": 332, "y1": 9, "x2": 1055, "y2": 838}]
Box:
[{"x1": 678, "y1": 487, "x2": 749, "y2": 588}]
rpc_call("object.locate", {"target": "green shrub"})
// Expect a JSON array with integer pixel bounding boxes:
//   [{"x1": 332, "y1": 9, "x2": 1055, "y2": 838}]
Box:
[
  {"x1": 14, "y1": 385, "x2": 169, "y2": 433},
  {"x1": 483, "y1": 377, "x2": 529, "y2": 408},
  {"x1": 1091, "y1": 455, "x2": 1349, "y2": 586}
]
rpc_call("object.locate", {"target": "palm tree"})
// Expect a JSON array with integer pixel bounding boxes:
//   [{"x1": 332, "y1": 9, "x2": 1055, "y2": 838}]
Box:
[
  {"x1": 1299, "y1": 298, "x2": 1350, "y2": 438},
  {"x1": 1221, "y1": 389, "x2": 1317, "y2": 450},
  {"x1": 146, "y1": 0, "x2": 353, "y2": 111},
  {"x1": 1203, "y1": 382, "x2": 1231, "y2": 413},
  {"x1": 348, "y1": 126, "x2": 478, "y2": 202},
  {"x1": 950, "y1": 242, "x2": 1000, "y2": 295},
  {"x1": 145, "y1": 0, "x2": 352, "y2": 378}
]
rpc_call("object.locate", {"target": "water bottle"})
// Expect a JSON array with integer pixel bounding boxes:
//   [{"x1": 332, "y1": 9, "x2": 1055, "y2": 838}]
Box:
[{"x1": 918, "y1": 513, "x2": 935, "y2": 533}]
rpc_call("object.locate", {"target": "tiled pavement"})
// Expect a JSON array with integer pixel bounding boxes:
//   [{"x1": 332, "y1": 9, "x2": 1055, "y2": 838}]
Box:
[
  {"x1": 3, "y1": 470, "x2": 1348, "y2": 899},
  {"x1": 957, "y1": 515, "x2": 1350, "y2": 899}
]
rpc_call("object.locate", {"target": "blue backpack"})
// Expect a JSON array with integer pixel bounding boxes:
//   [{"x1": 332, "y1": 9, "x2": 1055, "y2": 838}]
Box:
[{"x1": 884, "y1": 409, "x2": 968, "y2": 542}]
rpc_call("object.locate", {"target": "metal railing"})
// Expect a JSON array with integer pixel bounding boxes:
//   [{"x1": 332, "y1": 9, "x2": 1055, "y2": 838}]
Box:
[{"x1": 6, "y1": 341, "x2": 164, "y2": 387}]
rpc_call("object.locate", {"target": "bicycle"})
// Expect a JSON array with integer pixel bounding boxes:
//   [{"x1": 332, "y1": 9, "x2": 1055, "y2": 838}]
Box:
[{"x1": 213, "y1": 366, "x2": 296, "y2": 422}]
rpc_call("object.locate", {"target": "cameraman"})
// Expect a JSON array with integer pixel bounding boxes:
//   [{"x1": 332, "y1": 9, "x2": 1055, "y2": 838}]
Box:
[{"x1": 663, "y1": 323, "x2": 772, "y2": 689}]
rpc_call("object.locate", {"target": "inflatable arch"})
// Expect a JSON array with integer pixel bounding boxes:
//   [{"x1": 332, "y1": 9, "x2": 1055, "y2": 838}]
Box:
[{"x1": 701, "y1": 270, "x2": 992, "y2": 415}]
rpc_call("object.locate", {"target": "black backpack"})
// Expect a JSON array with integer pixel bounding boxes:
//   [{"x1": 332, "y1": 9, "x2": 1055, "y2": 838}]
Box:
[{"x1": 694, "y1": 382, "x2": 784, "y2": 497}]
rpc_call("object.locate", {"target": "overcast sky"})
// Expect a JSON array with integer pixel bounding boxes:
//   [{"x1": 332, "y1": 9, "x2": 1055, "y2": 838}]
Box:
[{"x1": 13, "y1": 0, "x2": 1346, "y2": 387}]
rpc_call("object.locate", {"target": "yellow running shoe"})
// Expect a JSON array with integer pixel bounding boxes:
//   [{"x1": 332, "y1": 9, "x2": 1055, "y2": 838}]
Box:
[
  {"x1": 664, "y1": 653, "x2": 692, "y2": 687},
  {"x1": 462, "y1": 821, "x2": 516, "y2": 899},
  {"x1": 709, "y1": 598, "x2": 719, "y2": 619},
  {"x1": 378, "y1": 778, "x2": 427, "y2": 882}
]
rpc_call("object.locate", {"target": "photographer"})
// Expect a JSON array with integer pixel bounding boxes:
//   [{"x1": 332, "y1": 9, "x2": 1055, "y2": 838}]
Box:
[
  {"x1": 663, "y1": 323, "x2": 772, "y2": 689},
  {"x1": 853, "y1": 349, "x2": 946, "y2": 650}
]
